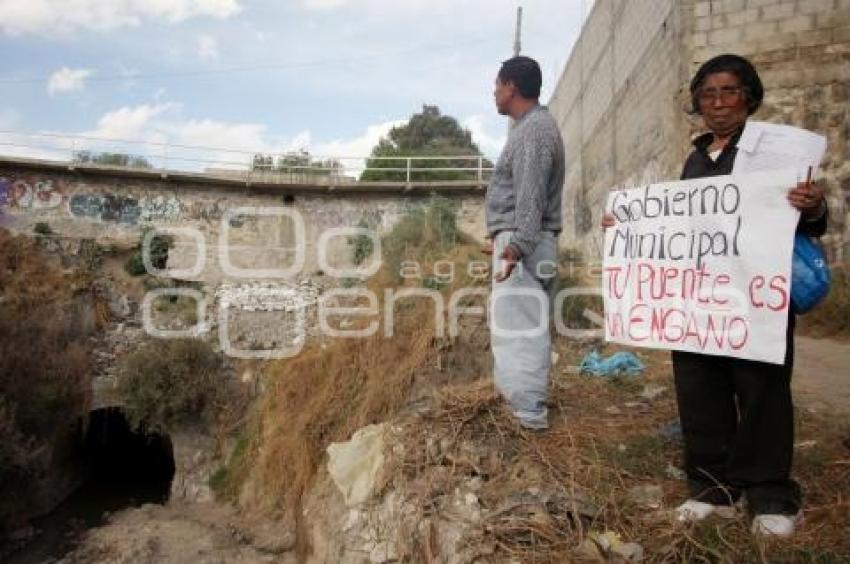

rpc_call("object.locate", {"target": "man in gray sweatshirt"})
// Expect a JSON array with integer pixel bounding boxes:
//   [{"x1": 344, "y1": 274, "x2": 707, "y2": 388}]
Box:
[{"x1": 485, "y1": 56, "x2": 565, "y2": 430}]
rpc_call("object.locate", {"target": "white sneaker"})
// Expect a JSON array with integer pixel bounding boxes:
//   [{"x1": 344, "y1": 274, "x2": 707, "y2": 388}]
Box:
[{"x1": 751, "y1": 512, "x2": 802, "y2": 537}]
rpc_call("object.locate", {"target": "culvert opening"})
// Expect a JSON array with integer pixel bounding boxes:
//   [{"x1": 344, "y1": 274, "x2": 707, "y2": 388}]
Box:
[
  {"x1": 83, "y1": 407, "x2": 175, "y2": 504},
  {"x1": 6, "y1": 409, "x2": 176, "y2": 563}
]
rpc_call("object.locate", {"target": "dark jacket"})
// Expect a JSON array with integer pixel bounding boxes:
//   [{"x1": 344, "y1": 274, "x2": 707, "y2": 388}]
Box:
[{"x1": 681, "y1": 128, "x2": 827, "y2": 237}]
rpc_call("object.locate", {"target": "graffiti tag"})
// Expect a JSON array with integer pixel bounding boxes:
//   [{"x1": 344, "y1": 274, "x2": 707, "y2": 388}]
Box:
[{"x1": 0, "y1": 176, "x2": 65, "y2": 210}]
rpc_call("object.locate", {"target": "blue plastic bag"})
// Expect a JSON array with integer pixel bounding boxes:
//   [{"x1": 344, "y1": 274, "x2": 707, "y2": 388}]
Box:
[
  {"x1": 791, "y1": 234, "x2": 830, "y2": 314},
  {"x1": 579, "y1": 350, "x2": 644, "y2": 377}
]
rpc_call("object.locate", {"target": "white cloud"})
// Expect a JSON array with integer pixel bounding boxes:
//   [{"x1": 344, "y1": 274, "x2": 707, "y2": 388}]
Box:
[
  {"x1": 72, "y1": 106, "x2": 404, "y2": 175},
  {"x1": 288, "y1": 130, "x2": 313, "y2": 151},
  {"x1": 311, "y1": 119, "x2": 404, "y2": 176},
  {"x1": 197, "y1": 35, "x2": 219, "y2": 60},
  {"x1": 71, "y1": 101, "x2": 285, "y2": 170},
  {"x1": 462, "y1": 115, "x2": 506, "y2": 160},
  {"x1": 46, "y1": 67, "x2": 93, "y2": 96},
  {"x1": 0, "y1": 129, "x2": 75, "y2": 161},
  {"x1": 301, "y1": 0, "x2": 349, "y2": 11},
  {"x1": 168, "y1": 119, "x2": 265, "y2": 147},
  {"x1": 0, "y1": 0, "x2": 242, "y2": 36},
  {"x1": 84, "y1": 103, "x2": 177, "y2": 140},
  {"x1": 312, "y1": 120, "x2": 402, "y2": 158}
]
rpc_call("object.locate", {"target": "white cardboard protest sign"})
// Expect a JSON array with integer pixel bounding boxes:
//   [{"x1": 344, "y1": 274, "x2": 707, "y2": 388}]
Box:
[{"x1": 602, "y1": 170, "x2": 799, "y2": 364}]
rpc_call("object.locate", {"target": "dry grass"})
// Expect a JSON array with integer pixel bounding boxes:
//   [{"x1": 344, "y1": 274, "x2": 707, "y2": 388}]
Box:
[
  {"x1": 242, "y1": 235, "x2": 489, "y2": 515},
  {"x1": 393, "y1": 338, "x2": 850, "y2": 562}
]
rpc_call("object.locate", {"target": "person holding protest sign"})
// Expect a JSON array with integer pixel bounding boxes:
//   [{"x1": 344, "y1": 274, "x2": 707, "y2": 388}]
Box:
[
  {"x1": 602, "y1": 54, "x2": 827, "y2": 537},
  {"x1": 483, "y1": 56, "x2": 565, "y2": 430}
]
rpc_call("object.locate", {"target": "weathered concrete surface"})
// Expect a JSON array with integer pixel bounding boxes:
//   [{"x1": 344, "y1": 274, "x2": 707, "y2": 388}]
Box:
[
  {"x1": 0, "y1": 157, "x2": 488, "y2": 284},
  {"x1": 550, "y1": 0, "x2": 850, "y2": 262}
]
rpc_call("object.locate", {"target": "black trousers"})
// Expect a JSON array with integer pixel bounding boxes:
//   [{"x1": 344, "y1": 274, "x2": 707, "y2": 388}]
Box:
[{"x1": 671, "y1": 315, "x2": 801, "y2": 515}]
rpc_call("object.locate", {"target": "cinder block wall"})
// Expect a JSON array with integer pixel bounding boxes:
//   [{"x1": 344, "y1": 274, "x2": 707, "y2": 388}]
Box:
[{"x1": 550, "y1": 0, "x2": 850, "y2": 262}]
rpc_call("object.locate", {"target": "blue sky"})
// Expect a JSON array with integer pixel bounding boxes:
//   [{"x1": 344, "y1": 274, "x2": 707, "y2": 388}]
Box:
[{"x1": 0, "y1": 0, "x2": 591, "y2": 171}]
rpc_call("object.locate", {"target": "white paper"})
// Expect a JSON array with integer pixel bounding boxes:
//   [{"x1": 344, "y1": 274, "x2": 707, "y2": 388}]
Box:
[
  {"x1": 602, "y1": 170, "x2": 798, "y2": 364},
  {"x1": 733, "y1": 121, "x2": 826, "y2": 179}
]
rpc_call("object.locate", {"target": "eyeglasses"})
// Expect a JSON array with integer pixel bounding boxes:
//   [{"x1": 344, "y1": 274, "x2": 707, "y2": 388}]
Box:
[{"x1": 698, "y1": 86, "x2": 744, "y2": 105}]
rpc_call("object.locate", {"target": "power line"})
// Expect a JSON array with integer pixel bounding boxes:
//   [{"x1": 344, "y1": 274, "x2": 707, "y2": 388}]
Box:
[
  {"x1": 0, "y1": 36, "x2": 501, "y2": 86},
  {"x1": 0, "y1": 129, "x2": 265, "y2": 155},
  {"x1": 0, "y1": 132, "x2": 492, "y2": 163}
]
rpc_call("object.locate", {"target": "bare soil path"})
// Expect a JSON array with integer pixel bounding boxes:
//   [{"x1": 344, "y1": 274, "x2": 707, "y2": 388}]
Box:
[{"x1": 793, "y1": 336, "x2": 850, "y2": 414}]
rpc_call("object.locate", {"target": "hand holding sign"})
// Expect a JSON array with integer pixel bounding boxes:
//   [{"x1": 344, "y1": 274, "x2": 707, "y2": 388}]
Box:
[{"x1": 787, "y1": 167, "x2": 826, "y2": 219}]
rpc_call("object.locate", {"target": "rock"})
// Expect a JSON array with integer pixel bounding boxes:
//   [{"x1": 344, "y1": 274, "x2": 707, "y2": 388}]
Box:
[
  {"x1": 665, "y1": 464, "x2": 687, "y2": 481},
  {"x1": 369, "y1": 540, "x2": 397, "y2": 563},
  {"x1": 613, "y1": 540, "x2": 644, "y2": 561},
  {"x1": 627, "y1": 485, "x2": 664, "y2": 509},
  {"x1": 577, "y1": 536, "x2": 607, "y2": 561},
  {"x1": 551, "y1": 351, "x2": 560, "y2": 366},
  {"x1": 343, "y1": 509, "x2": 364, "y2": 533},
  {"x1": 581, "y1": 531, "x2": 644, "y2": 562},
  {"x1": 327, "y1": 423, "x2": 387, "y2": 507},
  {"x1": 170, "y1": 432, "x2": 216, "y2": 503},
  {"x1": 249, "y1": 519, "x2": 297, "y2": 554},
  {"x1": 639, "y1": 384, "x2": 667, "y2": 401},
  {"x1": 425, "y1": 437, "x2": 440, "y2": 461},
  {"x1": 794, "y1": 440, "x2": 817, "y2": 449},
  {"x1": 657, "y1": 420, "x2": 683, "y2": 442},
  {"x1": 8, "y1": 524, "x2": 37, "y2": 543},
  {"x1": 446, "y1": 488, "x2": 483, "y2": 523}
]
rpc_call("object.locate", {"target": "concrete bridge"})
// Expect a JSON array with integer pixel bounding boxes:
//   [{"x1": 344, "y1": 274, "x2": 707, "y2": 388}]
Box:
[
  {"x1": 0, "y1": 154, "x2": 491, "y2": 282},
  {"x1": 0, "y1": 154, "x2": 495, "y2": 411}
]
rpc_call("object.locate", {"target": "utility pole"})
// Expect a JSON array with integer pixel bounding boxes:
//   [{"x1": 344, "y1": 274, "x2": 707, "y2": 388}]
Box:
[
  {"x1": 509, "y1": 6, "x2": 523, "y2": 132},
  {"x1": 513, "y1": 5, "x2": 523, "y2": 57}
]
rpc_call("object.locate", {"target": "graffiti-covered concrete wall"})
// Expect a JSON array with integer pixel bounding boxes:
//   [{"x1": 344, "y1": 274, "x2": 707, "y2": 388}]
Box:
[
  {"x1": 0, "y1": 158, "x2": 487, "y2": 283},
  {"x1": 550, "y1": 0, "x2": 850, "y2": 262}
]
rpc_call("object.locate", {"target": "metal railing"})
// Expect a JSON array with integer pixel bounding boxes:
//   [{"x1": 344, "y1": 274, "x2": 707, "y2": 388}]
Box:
[{"x1": 0, "y1": 130, "x2": 495, "y2": 185}]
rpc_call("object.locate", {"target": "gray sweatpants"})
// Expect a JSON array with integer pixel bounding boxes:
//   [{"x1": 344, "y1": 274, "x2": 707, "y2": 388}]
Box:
[{"x1": 490, "y1": 230, "x2": 558, "y2": 429}]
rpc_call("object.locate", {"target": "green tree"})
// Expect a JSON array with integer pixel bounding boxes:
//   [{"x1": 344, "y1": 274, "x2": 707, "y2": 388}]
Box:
[
  {"x1": 252, "y1": 150, "x2": 342, "y2": 178},
  {"x1": 360, "y1": 105, "x2": 491, "y2": 182},
  {"x1": 73, "y1": 150, "x2": 153, "y2": 169}
]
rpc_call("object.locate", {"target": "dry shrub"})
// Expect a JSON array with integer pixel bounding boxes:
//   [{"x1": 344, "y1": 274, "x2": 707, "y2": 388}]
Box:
[
  {"x1": 0, "y1": 228, "x2": 94, "y2": 532},
  {"x1": 120, "y1": 338, "x2": 247, "y2": 434},
  {"x1": 379, "y1": 195, "x2": 470, "y2": 282}
]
